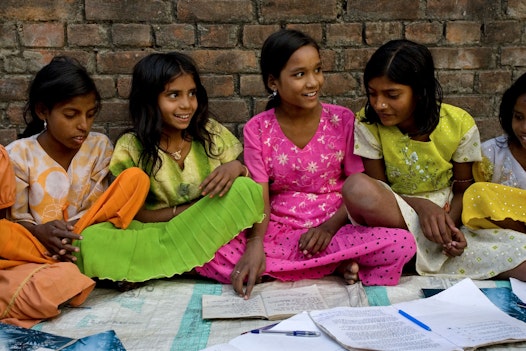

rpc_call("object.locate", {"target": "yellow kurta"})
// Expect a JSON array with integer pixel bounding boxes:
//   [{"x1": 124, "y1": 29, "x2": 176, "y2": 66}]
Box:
[{"x1": 355, "y1": 103, "x2": 487, "y2": 277}]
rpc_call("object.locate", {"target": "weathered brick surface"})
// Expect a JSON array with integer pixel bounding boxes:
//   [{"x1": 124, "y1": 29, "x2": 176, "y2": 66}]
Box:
[{"x1": 0, "y1": 0, "x2": 525, "y2": 144}]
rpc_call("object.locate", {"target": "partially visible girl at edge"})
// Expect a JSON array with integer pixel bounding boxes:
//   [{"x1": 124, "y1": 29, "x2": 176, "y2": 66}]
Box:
[
  {"x1": 462, "y1": 72, "x2": 526, "y2": 281},
  {"x1": 196, "y1": 29, "x2": 416, "y2": 299},
  {"x1": 343, "y1": 39, "x2": 482, "y2": 277},
  {"x1": 74, "y1": 52, "x2": 264, "y2": 285},
  {"x1": 0, "y1": 56, "x2": 150, "y2": 326}
]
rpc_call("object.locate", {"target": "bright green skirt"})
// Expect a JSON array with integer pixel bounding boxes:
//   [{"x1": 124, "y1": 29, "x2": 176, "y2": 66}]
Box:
[{"x1": 74, "y1": 177, "x2": 264, "y2": 282}]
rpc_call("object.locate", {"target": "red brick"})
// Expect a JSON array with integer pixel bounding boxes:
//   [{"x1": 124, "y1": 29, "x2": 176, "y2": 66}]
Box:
[
  {"x1": 501, "y1": 47, "x2": 526, "y2": 67},
  {"x1": 326, "y1": 23, "x2": 362, "y2": 47},
  {"x1": 405, "y1": 22, "x2": 443, "y2": 44},
  {"x1": 240, "y1": 74, "x2": 265, "y2": 97},
  {"x1": 0, "y1": 0, "x2": 78, "y2": 21},
  {"x1": 21, "y1": 50, "x2": 96, "y2": 74},
  {"x1": 209, "y1": 99, "x2": 249, "y2": 123},
  {"x1": 475, "y1": 117, "x2": 502, "y2": 142},
  {"x1": 3, "y1": 56, "x2": 29, "y2": 74},
  {"x1": 98, "y1": 101, "x2": 128, "y2": 123},
  {"x1": 117, "y1": 76, "x2": 132, "y2": 99},
  {"x1": 346, "y1": 0, "x2": 419, "y2": 20},
  {"x1": 253, "y1": 98, "x2": 268, "y2": 115},
  {"x1": 285, "y1": 24, "x2": 323, "y2": 44},
  {"x1": 201, "y1": 75, "x2": 235, "y2": 97},
  {"x1": 334, "y1": 97, "x2": 367, "y2": 114},
  {"x1": 323, "y1": 72, "x2": 359, "y2": 96},
  {"x1": 6, "y1": 103, "x2": 25, "y2": 125},
  {"x1": 0, "y1": 128, "x2": 18, "y2": 146},
  {"x1": 477, "y1": 71, "x2": 512, "y2": 95},
  {"x1": 445, "y1": 22, "x2": 480, "y2": 44},
  {"x1": 85, "y1": 0, "x2": 172, "y2": 22},
  {"x1": 97, "y1": 51, "x2": 151, "y2": 74},
  {"x1": 154, "y1": 24, "x2": 195, "y2": 48},
  {"x1": 430, "y1": 47, "x2": 494, "y2": 69},
  {"x1": 0, "y1": 23, "x2": 17, "y2": 47},
  {"x1": 342, "y1": 48, "x2": 377, "y2": 71},
  {"x1": 178, "y1": 0, "x2": 254, "y2": 22},
  {"x1": 365, "y1": 22, "x2": 403, "y2": 46},
  {"x1": 507, "y1": 0, "x2": 526, "y2": 19},
  {"x1": 93, "y1": 76, "x2": 116, "y2": 99},
  {"x1": 21, "y1": 23, "x2": 64, "y2": 47},
  {"x1": 242, "y1": 25, "x2": 280, "y2": 49},
  {"x1": 68, "y1": 24, "x2": 109, "y2": 47},
  {"x1": 444, "y1": 95, "x2": 494, "y2": 120},
  {"x1": 199, "y1": 25, "x2": 239, "y2": 48},
  {"x1": 0, "y1": 77, "x2": 29, "y2": 100},
  {"x1": 427, "y1": 0, "x2": 498, "y2": 20},
  {"x1": 112, "y1": 24, "x2": 152, "y2": 47},
  {"x1": 190, "y1": 50, "x2": 257, "y2": 74},
  {"x1": 261, "y1": 0, "x2": 338, "y2": 22},
  {"x1": 320, "y1": 50, "x2": 338, "y2": 72},
  {"x1": 483, "y1": 21, "x2": 522, "y2": 44},
  {"x1": 437, "y1": 71, "x2": 475, "y2": 94}
]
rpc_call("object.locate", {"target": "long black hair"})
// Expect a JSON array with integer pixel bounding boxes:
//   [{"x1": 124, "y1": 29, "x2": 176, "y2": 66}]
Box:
[
  {"x1": 20, "y1": 56, "x2": 100, "y2": 138},
  {"x1": 363, "y1": 39, "x2": 443, "y2": 135},
  {"x1": 499, "y1": 72, "x2": 526, "y2": 147},
  {"x1": 260, "y1": 29, "x2": 320, "y2": 110},
  {"x1": 127, "y1": 51, "x2": 214, "y2": 176}
]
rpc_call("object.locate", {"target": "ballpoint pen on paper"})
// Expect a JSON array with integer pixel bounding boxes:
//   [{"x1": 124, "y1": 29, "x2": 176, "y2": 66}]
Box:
[
  {"x1": 398, "y1": 309, "x2": 432, "y2": 331},
  {"x1": 247, "y1": 323, "x2": 321, "y2": 337}
]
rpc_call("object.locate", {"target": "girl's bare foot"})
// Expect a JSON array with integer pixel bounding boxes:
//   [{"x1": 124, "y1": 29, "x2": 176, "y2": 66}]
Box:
[{"x1": 338, "y1": 261, "x2": 359, "y2": 285}]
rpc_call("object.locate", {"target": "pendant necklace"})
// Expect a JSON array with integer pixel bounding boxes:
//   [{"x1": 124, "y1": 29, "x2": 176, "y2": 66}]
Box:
[{"x1": 170, "y1": 138, "x2": 186, "y2": 160}]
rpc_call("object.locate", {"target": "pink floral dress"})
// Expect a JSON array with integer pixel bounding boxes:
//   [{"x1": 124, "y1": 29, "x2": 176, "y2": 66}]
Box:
[{"x1": 196, "y1": 104, "x2": 415, "y2": 286}]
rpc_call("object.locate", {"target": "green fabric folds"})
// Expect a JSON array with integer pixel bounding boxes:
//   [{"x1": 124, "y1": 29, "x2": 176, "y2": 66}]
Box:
[{"x1": 75, "y1": 177, "x2": 264, "y2": 282}]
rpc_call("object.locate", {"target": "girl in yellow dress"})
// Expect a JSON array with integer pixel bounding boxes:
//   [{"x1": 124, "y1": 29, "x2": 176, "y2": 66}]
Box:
[
  {"x1": 462, "y1": 72, "x2": 526, "y2": 281},
  {"x1": 342, "y1": 39, "x2": 487, "y2": 278}
]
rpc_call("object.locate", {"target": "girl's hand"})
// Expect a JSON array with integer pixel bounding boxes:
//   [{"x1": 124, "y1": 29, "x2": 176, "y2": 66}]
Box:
[
  {"x1": 442, "y1": 227, "x2": 467, "y2": 257},
  {"x1": 231, "y1": 237, "x2": 266, "y2": 299},
  {"x1": 199, "y1": 160, "x2": 244, "y2": 198},
  {"x1": 298, "y1": 226, "x2": 333, "y2": 257},
  {"x1": 32, "y1": 220, "x2": 82, "y2": 262},
  {"x1": 412, "y1": 198, "x2": 455, "y2": 245}
]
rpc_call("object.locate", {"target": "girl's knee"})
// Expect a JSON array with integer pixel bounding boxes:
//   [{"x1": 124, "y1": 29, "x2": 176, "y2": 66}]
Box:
[{"x1": 343, "y1": 174, "x2": 380, "y2": 205}]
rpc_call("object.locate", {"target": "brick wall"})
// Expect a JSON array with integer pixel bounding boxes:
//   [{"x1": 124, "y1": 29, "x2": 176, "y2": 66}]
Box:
[{"x1": 1, "y1": 0, "x2": 525, "y2": 146}]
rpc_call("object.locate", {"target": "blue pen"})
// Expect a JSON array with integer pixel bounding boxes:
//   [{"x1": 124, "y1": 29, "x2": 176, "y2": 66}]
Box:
[
  {"x1": 398, "y1": 309, "x2": 432, "y2": 331},
  {"x1": 248, "y1": 324, "x2": 321, "y2": 337}
]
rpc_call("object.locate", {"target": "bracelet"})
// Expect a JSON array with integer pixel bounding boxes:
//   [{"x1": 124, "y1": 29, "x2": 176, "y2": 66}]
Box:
[
  {"x1": 452, "y1": 178, "x2": 474, "y2": 184},
  {"x1": 246, "y1": 236, "x2": 262, "y2": 242},
  {"x1": 172, "y1": 205, "x2": 177, "y2": 217},
  {"x1": 242, "y1": 165, "x2": 249, "y2": 177}
]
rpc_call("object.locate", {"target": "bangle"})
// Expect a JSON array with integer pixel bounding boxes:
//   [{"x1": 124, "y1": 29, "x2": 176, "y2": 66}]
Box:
[
  {"x1": 452, "y1": 178, "x2": 474, "y2": 184},
  {"x1": 242, "y1": 165, "x2": 249, "y2": 177},
  {"x1": 172, "y1": 205, "x2": 177, "y2": 217}
]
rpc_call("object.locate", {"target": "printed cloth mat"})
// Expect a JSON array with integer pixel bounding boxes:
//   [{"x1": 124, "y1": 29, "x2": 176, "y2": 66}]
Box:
[{"x1": 33, "y1": 275, "x2": 526, "y2": 351}]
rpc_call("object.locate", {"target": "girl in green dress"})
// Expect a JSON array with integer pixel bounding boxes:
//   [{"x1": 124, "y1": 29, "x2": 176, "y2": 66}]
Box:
[{"x1": 76, "y1": 52, "x2": 264, "y2": 285}]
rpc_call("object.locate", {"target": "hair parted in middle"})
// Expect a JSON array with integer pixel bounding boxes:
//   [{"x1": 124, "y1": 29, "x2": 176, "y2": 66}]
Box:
[
  {"x1": 362, "y1": 39, "x2": 443, "y2": 136},
  {"x1": 127, "y1": 51, "x2": 217, "y2": 176}
]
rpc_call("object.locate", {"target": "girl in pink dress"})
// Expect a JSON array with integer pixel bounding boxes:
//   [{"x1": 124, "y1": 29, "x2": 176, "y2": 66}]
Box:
[{"x1": 196, "y1": 29, "x2": 416, "y2": 298}]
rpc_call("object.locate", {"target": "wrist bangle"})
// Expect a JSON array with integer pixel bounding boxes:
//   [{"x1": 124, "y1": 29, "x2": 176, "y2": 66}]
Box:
[
  {"x1": 172, "y1": 205, "x2": 177, "y2": 217},
  {"x1": 246, "y1": 236, "x2": 262, "y2": 242},
  {"x1": 242, "y1": 165, "x2": 249, "y2": 177}
]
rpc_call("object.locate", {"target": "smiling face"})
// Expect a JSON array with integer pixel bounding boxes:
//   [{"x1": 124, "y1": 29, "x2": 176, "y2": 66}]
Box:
[
  {"x1": 157, "y1": 73, "x2": 198, "y2": 135},
  {"x1": 367, "y1": 75, "x2": 418, "y2": 134},
  {"x1": 36, "y1": 92, "x2": 98, "y2": 152},
  {"x1": 269, "y1": 44, "x2": 324, "y2": 113},
  {"x1": 511, "y1": 93, "x2": 526, "y2": 150}
]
